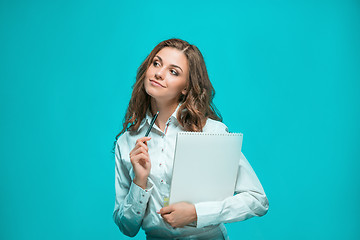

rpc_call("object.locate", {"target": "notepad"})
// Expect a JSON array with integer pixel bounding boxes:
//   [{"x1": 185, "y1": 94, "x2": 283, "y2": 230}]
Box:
[{"x1": 168, "y1": 132, "x2": 243, "y2": 205}]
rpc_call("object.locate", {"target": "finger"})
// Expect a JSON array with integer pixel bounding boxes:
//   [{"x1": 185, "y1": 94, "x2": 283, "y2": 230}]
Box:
[
  {"x1": 131, "y1": 137, "x2": 151, "y2": 155},
  {"x1": 131, "y1": 139, "x2": 149, "y2": 155},
  {"x1": 159, "y1": 205, "x2": 173, "y2": 215},
  {"x1": 137, "y1": 140, "x2": 149, "y2": 152},
  {"x1": 132, "y1": 152, "x2": 149, "y2": 162},
  {"x1": 132, "y1": 153, "x2": 150, "y2": 166},
  {"x1": 129, "y1": 143, "x2": 142, "y2": 156},
  {"x1": 161, "y1": 213, "x2": 171, "y2": 223},
  {"x1": 161, "y1": 214, "x2": 177, "y2": 228},
  {"x1": 136, "y1": 137, "x2": 151, "y2": 145},
  {"x1": 132, "y1": 147, "x2": 149, "y2": 158},
  {"x1": 130, "y1": 145, "x2": 149, "y2": 161}
]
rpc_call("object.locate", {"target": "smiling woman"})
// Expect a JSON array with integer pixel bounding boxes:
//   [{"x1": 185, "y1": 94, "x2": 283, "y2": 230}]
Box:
[
  {"x1": 115, "y1": 39, "x2": 222, "y2": 137},
  {"x1": 112, "y1": 38, "x2": 269, "y2": 240},
  {"x1": 144, "y1": 47, "x2": 189, "y2": 116}
]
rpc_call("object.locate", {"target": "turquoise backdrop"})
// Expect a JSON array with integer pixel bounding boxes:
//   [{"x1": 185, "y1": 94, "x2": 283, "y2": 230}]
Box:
[{"x1": 1, "y1": 0, "x2": 359, "y2": 239}]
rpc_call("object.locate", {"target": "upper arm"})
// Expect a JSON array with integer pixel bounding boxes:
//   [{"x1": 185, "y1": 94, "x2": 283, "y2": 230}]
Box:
[
  {"x1": 114, "y1": 137, "x2": 132, "y2": 209},
  {"x1": 203, "y1": 118, "x2": 229, "y2": 133}
]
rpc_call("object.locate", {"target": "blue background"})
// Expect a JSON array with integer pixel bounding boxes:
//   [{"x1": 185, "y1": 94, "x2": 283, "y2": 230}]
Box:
[{"x1": 1, "y1": 0, "x2": 359, "y2": 239}]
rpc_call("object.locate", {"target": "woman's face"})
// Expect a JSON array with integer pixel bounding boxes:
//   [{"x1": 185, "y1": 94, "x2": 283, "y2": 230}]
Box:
[{"x1": 144, "y1": 47, "x2": 189, "y2": 103}]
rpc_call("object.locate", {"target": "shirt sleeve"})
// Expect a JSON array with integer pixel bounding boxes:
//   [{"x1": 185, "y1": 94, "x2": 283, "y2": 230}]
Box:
[
  {"x1": 194, "y1": 121, "x2": 269, "y2": 228},
  {"x1": 112, "y1": 139, "x2": 154, "y2": 237}
]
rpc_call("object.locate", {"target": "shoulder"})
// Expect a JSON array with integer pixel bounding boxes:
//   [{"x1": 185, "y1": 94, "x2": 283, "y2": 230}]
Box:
[
  {"x1": 202, "y1": 118, "x2": 229, "y2": 133},
  {"x1": 116, "y1": 131, "x2": 128, "y2": 148},
  {"x1": 115, "y1": 130, "x2": 142, "y2": 156}
]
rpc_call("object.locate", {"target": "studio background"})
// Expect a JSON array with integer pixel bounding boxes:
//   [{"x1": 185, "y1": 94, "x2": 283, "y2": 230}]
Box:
[{"x1": 1, "y1": 0, "x2": 359, "y2": 239}]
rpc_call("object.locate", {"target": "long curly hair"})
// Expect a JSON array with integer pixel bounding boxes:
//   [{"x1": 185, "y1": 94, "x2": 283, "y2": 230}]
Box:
[{"x1": 113, "y1": 38, "x2": 222, "y2": 152}]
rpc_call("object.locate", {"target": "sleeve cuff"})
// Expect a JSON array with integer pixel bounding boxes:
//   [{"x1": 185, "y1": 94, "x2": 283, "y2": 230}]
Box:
[
  {"x1": 194, "y1": 201, "x2": 222, "y2": 228},
  {"x1": 126, "y1": 179, "x2": 153, "y2": 215}
]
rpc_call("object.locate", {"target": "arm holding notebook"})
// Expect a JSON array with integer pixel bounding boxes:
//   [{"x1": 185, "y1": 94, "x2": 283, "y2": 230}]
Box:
[
  {"x1": 193, "y1": 122, "x2": 269, "y2": 228},
  {"x1": 194, "y1": 151, "x2": 269, "y2": 228}
]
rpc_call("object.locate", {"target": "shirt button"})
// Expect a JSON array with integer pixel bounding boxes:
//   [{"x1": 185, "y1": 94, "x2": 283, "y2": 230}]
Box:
[
  {"x1": 161, "y1": 148, "x2": 164, "y2": 152},
  {"x1": 161, "y1": 180, "x2": 164, "y2": 183},
  {"x1": 136, "y1": 211, "x2": 140, "y2": 214},
  {"x1": 140, "y1": 201, "x2": 143, "y2": 204},
  {"x1": 159, "y1": 163, "x2": 162, "y2": 166}
]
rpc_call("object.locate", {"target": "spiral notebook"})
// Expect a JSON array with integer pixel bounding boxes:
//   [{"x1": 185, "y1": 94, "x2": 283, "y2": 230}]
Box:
[{"x1": 168, "y1": 132, "x2": 243, "y2": 205}]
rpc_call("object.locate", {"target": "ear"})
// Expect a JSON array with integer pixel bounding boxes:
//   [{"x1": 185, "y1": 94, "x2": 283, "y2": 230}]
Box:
[{"x1": 181, "y1": 87, "x2": 187, "y2": 95}]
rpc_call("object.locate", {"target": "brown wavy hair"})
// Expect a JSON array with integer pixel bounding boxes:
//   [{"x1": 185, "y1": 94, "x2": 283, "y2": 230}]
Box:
[{"x1": 113, "y1": 38, "x2": 222, "y2": 152}]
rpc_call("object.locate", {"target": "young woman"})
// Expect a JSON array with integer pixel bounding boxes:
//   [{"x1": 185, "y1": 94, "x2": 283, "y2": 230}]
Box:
[{"x1": 113, "y1": 38, "x2": 269, "y2": 240}]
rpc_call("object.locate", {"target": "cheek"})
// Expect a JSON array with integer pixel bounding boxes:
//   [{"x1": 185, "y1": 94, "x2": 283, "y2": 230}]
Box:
[
  {"x1": 144, "y1": 77, "x2": 151, "y2": 92},
  {"x1": 146, "y1": 65, "x2": 157, "y2": 77},
  {"x1": 168, "y1": 77, "x2": 187, "y2": 92},
  {"x1": 145, "y1": 68, "x2": 152, "y2": 78}
]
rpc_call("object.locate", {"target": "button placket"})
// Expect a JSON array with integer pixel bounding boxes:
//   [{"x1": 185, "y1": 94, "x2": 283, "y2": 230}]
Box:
[
  {"x1": 158, "y1": 118, "x2": 171, "y2": 189},
  {"x1": 159, "y1": 135, "x2": 165, "y2": 168}
]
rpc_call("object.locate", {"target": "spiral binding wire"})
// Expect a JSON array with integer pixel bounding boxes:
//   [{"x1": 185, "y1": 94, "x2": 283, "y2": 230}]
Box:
[{"x1": 177, "y1": 131, "x2": 243, "y2": 137}]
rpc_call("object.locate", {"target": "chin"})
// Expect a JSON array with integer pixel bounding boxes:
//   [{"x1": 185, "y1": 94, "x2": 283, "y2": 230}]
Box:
[
  {"x1": 145, "y1": 81, "x2": 161, "y2": 98},
  {"x1": 145, "y1": 85, "x2": 158, "y2": 99}
]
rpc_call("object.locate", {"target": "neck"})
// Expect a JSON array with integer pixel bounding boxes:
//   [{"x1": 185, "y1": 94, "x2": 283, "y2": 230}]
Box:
[{"x1": 150, "y1": 98, "x2": 179, "y2": 132}]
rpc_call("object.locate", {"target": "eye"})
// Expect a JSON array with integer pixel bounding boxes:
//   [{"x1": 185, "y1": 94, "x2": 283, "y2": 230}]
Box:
[
  {"x1": 153, "y1": 60, "x2": 160, "y2": 67},
  {"x1": 170, "y1": 69, "x2": 179, "y2": 76}
]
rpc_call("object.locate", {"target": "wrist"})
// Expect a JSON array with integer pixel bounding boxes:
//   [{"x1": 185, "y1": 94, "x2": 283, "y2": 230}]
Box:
[
  {"x1": 133, "y1": 177, "x2": 147, "y2": 189},
  {"x1": 192, "y1": 205, "x2": 198, "y2": 222}
]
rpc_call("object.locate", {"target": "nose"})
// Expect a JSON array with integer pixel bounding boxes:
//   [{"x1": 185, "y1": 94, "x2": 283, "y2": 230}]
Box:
[{"x1": 155, "y1": 68, "x2": 164, "y2": 80}]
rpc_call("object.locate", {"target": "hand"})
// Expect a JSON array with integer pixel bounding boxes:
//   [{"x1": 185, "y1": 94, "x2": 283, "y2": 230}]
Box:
[
  {"x1": 157, "y1": 202, "x2": 197, "y2": 228},
  {"x1": 129, "y1": 136, "x2": 151, "y2": 189}
]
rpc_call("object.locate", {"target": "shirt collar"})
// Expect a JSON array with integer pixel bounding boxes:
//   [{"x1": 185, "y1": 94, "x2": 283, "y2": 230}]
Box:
[{"x1": 138, "y1": 102, "x2": 183, "y2": 131}]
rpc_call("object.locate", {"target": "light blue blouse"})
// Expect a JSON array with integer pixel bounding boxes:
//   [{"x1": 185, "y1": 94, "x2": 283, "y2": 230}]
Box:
[{"x1": 113, "y1": 104, "x2": 269, "y2": 239}]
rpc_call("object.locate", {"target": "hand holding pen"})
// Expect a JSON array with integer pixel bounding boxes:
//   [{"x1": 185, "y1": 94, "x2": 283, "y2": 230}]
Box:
[
  {"x1": 145, "y1": 111, "x2": 159, "y2": 137},
  {"x1": 129, "y1": 111, "x2": 159, "y2": 189}
]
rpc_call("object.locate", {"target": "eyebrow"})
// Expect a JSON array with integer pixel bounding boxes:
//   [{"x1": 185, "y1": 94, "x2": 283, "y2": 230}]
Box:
[{"x1": 154, "y1": 55, "x2": 183, "y2": 72}]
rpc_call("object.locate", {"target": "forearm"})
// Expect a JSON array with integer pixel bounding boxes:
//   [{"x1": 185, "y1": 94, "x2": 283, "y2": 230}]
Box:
[
  {"x1": 193, "y1": 152, "x2": 269, "y2": 228},
  {"x1": 194, "y1": 190, "x2": 269, "y2": 228},
  {"x1": 113, "y1": 181, "x2": 153, "y2": 237}
]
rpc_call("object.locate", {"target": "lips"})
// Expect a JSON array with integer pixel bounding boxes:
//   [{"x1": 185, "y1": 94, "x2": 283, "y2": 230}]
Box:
[{"x1": 149, "y1": 79, "x2": 165, "y2": 88}]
